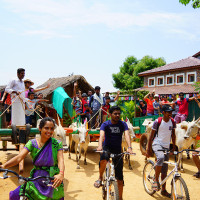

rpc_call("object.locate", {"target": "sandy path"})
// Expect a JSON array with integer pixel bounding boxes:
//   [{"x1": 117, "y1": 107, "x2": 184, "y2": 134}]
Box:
[{"x1": 0, "y1": 140, "x2": 199, "y2": 200}]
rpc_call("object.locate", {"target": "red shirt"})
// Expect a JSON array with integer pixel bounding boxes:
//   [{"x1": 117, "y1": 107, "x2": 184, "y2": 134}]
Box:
[
  {"x1": 145, "y1": 98, "x2": 154, "y2": 114},
  {"x1": 176, "y1": 98, "x2": 189, "y2": 116},
  {"x1": 102, "y1": 104, "x2": 110, "y2": 115},
  {"x1": 161, "y1": 100, "x2": 170, "y2": 105},
  {"x1": 5, "y1": 94, "x2": 11, "y2": 105},
  {"x1": 82, "y1": 99, "x2": 87, "y2": 113}
]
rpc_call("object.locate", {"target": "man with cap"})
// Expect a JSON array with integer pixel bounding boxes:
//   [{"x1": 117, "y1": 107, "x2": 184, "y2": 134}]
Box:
[
  {"x1": 146, "y1": 104, "x2": 176, "y2": 198},
  {"x1": 89, "y1": 86, "x2": 104, "y2": 128}
]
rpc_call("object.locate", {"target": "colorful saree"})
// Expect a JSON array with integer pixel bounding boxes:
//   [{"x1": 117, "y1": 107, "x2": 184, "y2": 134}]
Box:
[{"x1": 9, "y1": 138, "x2": 64, "y2": 200}]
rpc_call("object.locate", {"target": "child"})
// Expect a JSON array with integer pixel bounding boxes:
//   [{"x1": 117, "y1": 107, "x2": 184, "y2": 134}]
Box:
[
  {"x1": 153, "y1": 94, "x2": 160, "y2": 116},
  {"x1": 146, "y1": 104, "x2": 176, "y2": 198},
  {"x1": 80, "y1": 103, "x2": 92, "y2": 123},
  {"x1": 102, "y1": 96, "x2": 111, "y2": 122},
  {"x1": 72, "y1": 82, "x2": 82, "y2": 115},
  {"x1": 25, "y1": 92, "x2": 48, "y2": 125}
]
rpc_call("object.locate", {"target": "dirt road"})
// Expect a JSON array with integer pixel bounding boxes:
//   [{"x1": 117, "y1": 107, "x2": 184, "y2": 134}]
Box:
[{"x1": 0, "y1": 141, "x2": 199, "y2": 200}]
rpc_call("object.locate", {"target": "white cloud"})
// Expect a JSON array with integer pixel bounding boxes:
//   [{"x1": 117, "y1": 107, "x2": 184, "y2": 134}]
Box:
[{"x1": 2, "y1": 0, "x2": 200, "y2": 40}]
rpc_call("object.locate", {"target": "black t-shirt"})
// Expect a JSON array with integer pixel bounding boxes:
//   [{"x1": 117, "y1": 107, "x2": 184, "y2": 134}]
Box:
[{"x1": 100, "y1": 120, "x2": 128, "y2": 153}]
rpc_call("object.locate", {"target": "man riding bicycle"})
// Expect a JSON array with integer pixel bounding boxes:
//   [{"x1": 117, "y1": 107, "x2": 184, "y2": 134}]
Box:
[
  {"x1": 94, "y1": 106, "x2": 133, "y2": 200},
  {"x1": 146, "y1": 104, "x2": 176, "y2": 198}
]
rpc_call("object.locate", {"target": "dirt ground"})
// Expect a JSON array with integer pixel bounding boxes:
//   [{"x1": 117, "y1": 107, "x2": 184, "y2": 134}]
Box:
[{"x1": 0, "y1": 140, "x2": 199, "y2": 200}]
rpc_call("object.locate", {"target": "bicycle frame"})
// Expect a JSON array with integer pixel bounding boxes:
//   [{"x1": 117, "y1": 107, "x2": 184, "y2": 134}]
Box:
[{"x1": 105, "y1": 155, "x2": 118, "y2": 200}]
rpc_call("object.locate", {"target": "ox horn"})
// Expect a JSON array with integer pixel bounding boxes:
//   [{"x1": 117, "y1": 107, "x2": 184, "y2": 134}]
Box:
[{"x1": 195, "y1": 117, "x2": 200, "y2": 123}]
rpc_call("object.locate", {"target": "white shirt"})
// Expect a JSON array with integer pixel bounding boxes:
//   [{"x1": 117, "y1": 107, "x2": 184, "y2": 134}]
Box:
[
  {"x1": 5, "y1": 79, "x2": 25, "y2": 103},
  {"x1": 152, "y1": 119, "x2": 174, "y2": 148}
]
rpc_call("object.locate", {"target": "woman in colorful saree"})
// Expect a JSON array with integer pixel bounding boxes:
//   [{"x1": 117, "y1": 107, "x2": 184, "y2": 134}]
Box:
[{"x1": 0, "y1": 117, "x2": 65, "y2": 200}]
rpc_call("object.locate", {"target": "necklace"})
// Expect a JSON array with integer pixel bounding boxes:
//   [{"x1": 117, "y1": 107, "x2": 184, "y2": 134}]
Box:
[{"x1": 37, "y1": 139, "x2": 44, "y2": 148}]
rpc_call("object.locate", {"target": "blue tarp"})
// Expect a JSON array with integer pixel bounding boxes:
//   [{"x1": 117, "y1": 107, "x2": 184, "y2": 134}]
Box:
[{"x1": 52, "y1": 87, "x2": 73, "y2": 118}]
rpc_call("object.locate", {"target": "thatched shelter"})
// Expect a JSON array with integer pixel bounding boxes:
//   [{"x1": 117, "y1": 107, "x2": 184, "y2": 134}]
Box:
[
  {"x1": 0, "y1": 85, "x2": 6, "y2": 93},
  {"x1": 36, "y1": 75, "x2": 94, "y2": 101}
]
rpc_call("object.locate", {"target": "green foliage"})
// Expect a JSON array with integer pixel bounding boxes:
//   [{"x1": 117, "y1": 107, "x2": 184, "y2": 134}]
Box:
[
  {"x1": 119, "y1": 101, "x2": 135, "y2": 120},
  {"x1": 63, "y1": 113, "x2": 72, "y2": 127},
  {"x1": 194, "y1": 82, "x2": 200, "y2": 92},
  {"x1": 137, "y1": 90, "x2": 149, "y2": 100},
  {"x1": 112, "y1": 55, "x2": 166, "y2": 90},
  {"x1": 179, "y1": 0, "x2": 200, "y2": 8}
]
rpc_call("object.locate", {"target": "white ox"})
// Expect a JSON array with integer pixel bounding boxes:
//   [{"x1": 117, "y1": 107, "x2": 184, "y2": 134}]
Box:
[
  {"x1": 142, "y1": 118, "x2": 200, "y2": 171},
  {"x1": 121, "y1": 119, "x2": 136, "y2": 170},
  {"x1": 36, "y1": 118, "x2": 68, "y2": 152},
  {"x1": 68, "y1": 122, "x2": 90, "y2": 169},
  {"x1": 177, "y1": 118, "x2": 200, "y2": 171}
]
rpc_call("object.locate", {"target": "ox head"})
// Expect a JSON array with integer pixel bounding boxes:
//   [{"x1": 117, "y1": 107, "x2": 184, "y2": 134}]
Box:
[
  {"x1": 54, "y1": 116, "x2": 68, "y2": 150},
  {"x1": 77, "y1": 121, "x2": 88, "y2": 144},
  {"x1": 182, "y1": 118, "x2": 200, "y2": 139},
  {"x1": 126, "y1": 118, "x2": 136, "y2": 139}
]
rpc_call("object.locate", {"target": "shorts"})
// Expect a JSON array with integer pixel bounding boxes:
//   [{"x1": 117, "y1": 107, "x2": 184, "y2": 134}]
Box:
[
  {"x1": 100, "y1": 146, "x2": 123, "y2": 181},
  {"x1": 174, "y1": 113, "x2": 187, "y2": 123},
  {"x1": 4, "y1": 104, "x2": 11, "y2": 122},
  {"x1": 152, "y1": 144, "x2": 169, "y2": 176}
]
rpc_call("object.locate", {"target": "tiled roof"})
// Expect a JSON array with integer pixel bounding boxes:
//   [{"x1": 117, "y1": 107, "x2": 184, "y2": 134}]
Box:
[
  {"x1": 135, "y1": 84, "x2": 198, "y2": 95},
  {"x1": 138, "y1": 56, "x2": 200, "y2": 76},
  {"x1": 193, "y1": 51, "x2": 200, "y2": 58}
]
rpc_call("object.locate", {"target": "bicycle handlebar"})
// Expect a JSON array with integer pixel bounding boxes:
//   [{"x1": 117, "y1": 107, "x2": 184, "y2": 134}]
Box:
[
  {"x1": 158, "y1": 149, "x2": 200, "y2": 155},
  {"x1": 0, "y1": 168, "x2": 55, "y2": 181},
  {"x1": 95, "y1": 150, "x2": 136, "y2": 156}
]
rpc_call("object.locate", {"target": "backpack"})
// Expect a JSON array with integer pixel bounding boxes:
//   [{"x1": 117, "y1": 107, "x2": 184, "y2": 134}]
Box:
[{"x1": 154, "y1": 117, "x2": 175, "y2": 139}]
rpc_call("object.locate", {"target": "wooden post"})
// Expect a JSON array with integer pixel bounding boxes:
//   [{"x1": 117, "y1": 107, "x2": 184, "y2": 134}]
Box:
[{"x1": 134, "y1": 90, "x2": 137, "y2": 118}]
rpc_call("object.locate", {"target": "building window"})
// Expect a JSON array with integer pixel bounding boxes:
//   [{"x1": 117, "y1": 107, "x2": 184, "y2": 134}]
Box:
[
  {"x1": 157, "y1": 76, "x2": 164, "y2": 86},
  {"x1": 166, "y1": 75, "x2": 174, "y2": 85},
  {"x1": 176, "y1": 73, "x2": 185, "y2": 85},
  {"x1": 187, "y1": 72, "x2": 196, "y2": 84},
  {"x1": 148, "y1": 77, "x2": 155, "y2": 87}
]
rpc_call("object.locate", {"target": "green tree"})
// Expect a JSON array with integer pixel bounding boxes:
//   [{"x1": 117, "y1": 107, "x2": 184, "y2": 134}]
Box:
[
  {"x1": 179, "y1": 0, "x2": 200, "y2": 8},
  {"x1": 112, "y1": 55, "x2": 166, "y2": 90}
]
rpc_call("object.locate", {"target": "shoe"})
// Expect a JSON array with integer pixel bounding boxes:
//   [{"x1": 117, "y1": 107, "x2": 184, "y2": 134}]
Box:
[{"x1": 161, "y1": 190, "x2": 171, "y2": 198}]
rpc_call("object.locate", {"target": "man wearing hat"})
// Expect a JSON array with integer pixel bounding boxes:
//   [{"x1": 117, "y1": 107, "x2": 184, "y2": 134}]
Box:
[
  {"x1": 153, "y1": 94, "x2": 160, "y2": 115},
  {"x1": 146, "y1": 104, "x2": 176, "y2": 197},
  {"x1": 89, "y1": 86, "x2": 104, "y2": 128}
]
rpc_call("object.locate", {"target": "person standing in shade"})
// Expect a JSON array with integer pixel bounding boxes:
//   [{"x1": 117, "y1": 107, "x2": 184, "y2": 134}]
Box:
[
  {"x1": 137, "y1": 100, "x2": 147, "y2": 116},
  {"x1": 171, "y1": 94, "x2": 179, "y2": 119},
  {"x1": 153, "y1": 94, "x2": 160, "y2": 116},
  {"x1": 89, "y1": 86, "x2": 104, "y2": 128},
  {"x1": 143, "y1": 90, "x2": 155, "y2": 116},
  {"x1": 5, "y1": 68, "x2": 26, "y2": 126}
]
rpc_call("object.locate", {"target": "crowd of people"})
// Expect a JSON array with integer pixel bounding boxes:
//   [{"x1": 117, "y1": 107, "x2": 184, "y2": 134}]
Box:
[
  {"x1": 72, "y1": 82, "x2": 120, "y2": 128},
  {"x1": 138, "y1": 90, "x2": 200, "y2": 124}
]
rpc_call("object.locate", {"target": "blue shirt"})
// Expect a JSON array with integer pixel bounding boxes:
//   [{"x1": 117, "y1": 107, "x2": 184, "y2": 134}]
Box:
[{"x1": 100, "y1": 120, "x2": 128, "y2": 153}]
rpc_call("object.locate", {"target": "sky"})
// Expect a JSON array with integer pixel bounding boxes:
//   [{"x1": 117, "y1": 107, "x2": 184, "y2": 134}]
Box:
[{"x1": 0, "y1": 0, "x2": 200, "y2": 93}]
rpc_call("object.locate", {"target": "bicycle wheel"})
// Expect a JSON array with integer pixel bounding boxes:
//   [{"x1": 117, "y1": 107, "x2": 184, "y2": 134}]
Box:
[
  {"x1": 108, "y1": 181, "x2": 119, "y2": 200},
  {"x1": 102, "y1": 171, "x2": 107, "y2": 200},
  {"x1": 143, "y1": 160, "x2": 156, "y2": 195},
  {"x1": 171, "y1": 176, "x2": 190, "y2": 200}
]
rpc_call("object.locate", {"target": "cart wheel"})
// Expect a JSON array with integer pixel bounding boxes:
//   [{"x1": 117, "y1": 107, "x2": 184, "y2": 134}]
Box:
[
  {"x1": 25, "y1": 124, "x2": 31, "y2": 143},
  {"x1": 11, "y1": 124, "x2": 18, "y2": 144}
]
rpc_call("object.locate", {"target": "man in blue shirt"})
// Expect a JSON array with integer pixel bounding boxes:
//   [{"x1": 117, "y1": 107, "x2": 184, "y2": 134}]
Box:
[{"x1": 94, "y1": 106, "x2": 133, "y2": 200}]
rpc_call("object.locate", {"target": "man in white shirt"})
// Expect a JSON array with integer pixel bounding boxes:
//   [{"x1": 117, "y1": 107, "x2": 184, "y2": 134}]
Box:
[
  {"x1": 146, "y1": 104, "x2": 176, "y2": 198},
  {"x1": 5, "y1": 68, "x2": 26, "y2": 125}
]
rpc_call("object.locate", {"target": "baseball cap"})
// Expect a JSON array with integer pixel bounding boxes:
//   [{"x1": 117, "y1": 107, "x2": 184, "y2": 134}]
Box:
[
  {"x1": 162, "y1": 104, "x2": 174, "y2": 112},
  {"x1": 154, "y1": 94, "x2": 159, "y2": 97},
  {"x1": 82, "y1": 93, "x2": 88, "y2": 97}
]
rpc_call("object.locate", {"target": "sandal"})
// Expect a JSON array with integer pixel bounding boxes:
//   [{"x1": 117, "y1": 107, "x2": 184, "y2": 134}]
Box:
[
  {"x1": 94, "y1": 179, "x2": 102, "y2": 188},
  {"x1": 193, "y1": 171, "x2": 200, "y2": 178},
  {"x1": 161, "y1": 190, "x2": 171, "y2": 198},
  {"x1": 152, "y1": 181, "x2": 160, "y2": 191}
]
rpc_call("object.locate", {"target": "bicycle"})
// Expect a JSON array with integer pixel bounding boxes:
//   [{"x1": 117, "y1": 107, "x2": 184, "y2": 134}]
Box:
[
  {"x1": 143, "y1": 149, "x2": 200, "y2": 200},
  {"x1": 96, "y1": 150, "x2": 136, "y2": 200},
  {"x1": 0, "y1": 168, "x2": 55, "y2": 200}
]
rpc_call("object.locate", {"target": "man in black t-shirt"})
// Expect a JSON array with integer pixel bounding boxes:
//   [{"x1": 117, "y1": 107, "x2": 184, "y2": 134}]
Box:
[{"x1": 94, "y1": 106, "x2": 133, "y2": 200}]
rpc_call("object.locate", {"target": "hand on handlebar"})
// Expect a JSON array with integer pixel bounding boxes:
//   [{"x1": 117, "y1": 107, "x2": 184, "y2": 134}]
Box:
[
  {"x1": 127, "y1": 148, "x2": 134, "y2": 154},
  {"x1": 96, "y1": 146, "x2": 102, "y2": 151},
  {"x1": 52, "y1": 174, "x2": 64, "y2": 188}
]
